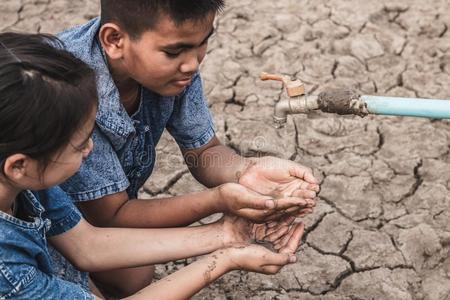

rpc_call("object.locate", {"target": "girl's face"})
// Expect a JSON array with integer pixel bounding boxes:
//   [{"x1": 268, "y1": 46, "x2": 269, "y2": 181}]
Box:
[
  {"x1": 40, "y1": 118, "x2": 95, "y2": 188},
  {"x1": 22, "y1": 114, "x2": 96, "y2": 190}
]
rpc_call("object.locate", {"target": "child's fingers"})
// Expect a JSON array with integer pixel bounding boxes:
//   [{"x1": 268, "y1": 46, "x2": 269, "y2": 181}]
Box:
[
  {"x1": 294, "y1": 208, "x2": 314, "y2": 218},
  {"x1": 294, "y1": 207, "x2": 315, "y2": 219},
  {"x1": 292, "y1": 189, "x2": 317, "y2": 199},
  {"x1": 288, "y1": 164, "x2": 318, "y2": 185},
  {"x1": 242, "y1": 203, "x2": 306, "y2": 223},
  {"x1": 271, "y1": 197, "x2": 311, "y2": 210},
  {"x1": 278, "y1": 215, "x2": 296, "y2": 224},
  {"x1": 296, "y1": 180, "x2": 320, "y2": 195},
  {"x1": 260, "y1": 264, "x2": 292, "y2": 275},
  {"x1": 253, "y1": 224, "x2": 268, "y2": 240},
  {"x1": 273, "y1": 224, "x2": 297, "y2": 250},
  {"x1": 260, "y1": 251, "x2": 296, "y2": 267},
  {"x1": 281, "y1": 179, "x2": 318, "y2": 198},
  {"x1": 264, "y1": 224, "x2": 290, "y2": 242},
  {"x1": 241, "y1": 196, "x2": 278, "y2": 210},
  {"x1": 291, "y1": 181, "x2": 321, "y2": 195},
  {"x1": 266, "y1": 216, "x2": 296, "y2": 233},
  {"x1": 265, "y1": 224, "x2": 285, "y2": 237},
  {"x1": 263, "y1": 216, "x2": 296, "y2": 240},
  {"x1": 290, "y1": 192, "x2": 318, "y2": 206},
  {"x1": 267, "y1": 221, "x2": 279, "y2": 228},
  {"x1": 271, "y1": 206, "x2": 302, "y2": 222},
  {"x1": 258, "y1": 254, "x2": 297, "y2": 274},
  {"x1": 279, "y1": 223, "x2": 305, "y2": 254},
  {"x1": 265, "y1": 203, "x2": 313, "y2": 222},
  {"x1": 264, "y1": 204, "x2": 303, "y2": 222},
  {"x1": 307, "y1": 183, "x2": 321, "y2": 192},
  {"x1": 273, "y1": 221, "x2": 304, "y2": 250},
  {"x1": 236, "y1": 208, "x2": 270, "y2": 223},
  {"x1": 264, "y1": 212, "x2": 285, "y2": 222},
  {"x1": 259, "y1": 265, "x2": 281, "y2": 275}
]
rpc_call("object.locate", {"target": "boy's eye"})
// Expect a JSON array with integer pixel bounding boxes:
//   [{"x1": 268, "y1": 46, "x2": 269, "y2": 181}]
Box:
[
  {"x1": 201, "y1": 37, "x2": 212, "y2": 46},
  {"x1": 164, "y1": 50, "x2": 182, "y2": 58}
]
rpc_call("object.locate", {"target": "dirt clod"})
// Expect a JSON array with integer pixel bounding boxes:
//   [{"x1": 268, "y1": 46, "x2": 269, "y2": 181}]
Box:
[{"x1": 318, "y1": 89, "x2": 369, "y2": 117}]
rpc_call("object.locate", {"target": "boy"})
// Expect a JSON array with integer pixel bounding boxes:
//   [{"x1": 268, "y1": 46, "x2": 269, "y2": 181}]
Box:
[{"x1": 57, "y1": 0, "x2": 320, "y2": 296}]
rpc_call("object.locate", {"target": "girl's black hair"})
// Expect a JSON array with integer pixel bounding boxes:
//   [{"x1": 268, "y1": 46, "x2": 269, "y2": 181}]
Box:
[{"x1": 0, "y1": 32, "x2": 98, "y2": 174}]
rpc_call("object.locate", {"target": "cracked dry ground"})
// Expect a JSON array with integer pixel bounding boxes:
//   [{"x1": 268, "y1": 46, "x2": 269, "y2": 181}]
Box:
[{"x1": 3, "y1": 0, "x2": 450, "y2": 299}]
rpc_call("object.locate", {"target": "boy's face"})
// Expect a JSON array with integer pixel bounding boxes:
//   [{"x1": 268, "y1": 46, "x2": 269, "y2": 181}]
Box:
[{"x1": 121, "y1": 13, "x2": 216, "y2": 96}]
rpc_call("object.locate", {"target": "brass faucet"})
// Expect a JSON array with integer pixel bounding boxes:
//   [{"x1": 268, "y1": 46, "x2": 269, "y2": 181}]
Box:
[{"x1": 260, "y1": 72, "x2": 319, "y2": 128}]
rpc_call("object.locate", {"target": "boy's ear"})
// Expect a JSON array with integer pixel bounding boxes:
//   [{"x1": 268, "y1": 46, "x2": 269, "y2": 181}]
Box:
[
  {"x1": 98, "y1": 23, "x2": 128, "y2": 60},
  {"x1": 3, "y1": 154, "x2": 29, "y2": 181}
]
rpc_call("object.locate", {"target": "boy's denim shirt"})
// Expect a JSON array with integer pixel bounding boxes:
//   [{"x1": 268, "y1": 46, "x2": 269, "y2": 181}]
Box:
[
  {"x1": 57, "y1": 18, "x2": 216, "y2": 201},
  {"x1": 0, "y1": 187, "x2": 92, "y2": 299}
]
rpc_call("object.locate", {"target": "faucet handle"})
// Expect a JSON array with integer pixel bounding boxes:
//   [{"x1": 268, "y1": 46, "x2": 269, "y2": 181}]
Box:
[{"x1": 260, "y1": 72, "x2": 305, "y2": 97}]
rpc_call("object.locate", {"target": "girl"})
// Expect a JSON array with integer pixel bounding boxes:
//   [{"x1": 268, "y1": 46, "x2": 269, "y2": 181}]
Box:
[{"x1": 0, "y1": 32, "x2": 305, "y2": 299}]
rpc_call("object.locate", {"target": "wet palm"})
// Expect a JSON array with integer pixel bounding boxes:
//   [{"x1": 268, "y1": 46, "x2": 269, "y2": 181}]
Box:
[{"x1": 239, "y1": 156, "x2": 320, "y2": 198}]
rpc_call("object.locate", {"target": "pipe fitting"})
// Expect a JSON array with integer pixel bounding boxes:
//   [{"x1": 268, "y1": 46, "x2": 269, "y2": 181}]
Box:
[{"x1": 273, "y1": 94, "x2": 319, "y2": 128}]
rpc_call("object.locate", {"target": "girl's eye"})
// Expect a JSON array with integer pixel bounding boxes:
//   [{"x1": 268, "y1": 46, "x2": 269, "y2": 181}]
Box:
[
  {"x1": 74, "y1": 144, "x2": 87, "y2": 152},
  {"x1": 74, "y1": 139, "x2": 91, "y2": 152}
]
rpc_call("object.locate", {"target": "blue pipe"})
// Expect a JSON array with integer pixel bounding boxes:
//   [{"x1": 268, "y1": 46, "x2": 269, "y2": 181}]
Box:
[{"x1": 361, "y1": 95, "x2": 450, "y2": 119}]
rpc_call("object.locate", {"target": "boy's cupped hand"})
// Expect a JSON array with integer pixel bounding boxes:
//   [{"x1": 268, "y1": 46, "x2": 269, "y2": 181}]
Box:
[
  {"x1": 217, "y1": 183, "x2": 315, "y2": 223},
  {"x1": 238, "y1": 156, "x2": 320, "y2": 199}
]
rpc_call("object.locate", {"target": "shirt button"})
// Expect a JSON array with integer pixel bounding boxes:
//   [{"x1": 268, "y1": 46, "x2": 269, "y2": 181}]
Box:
[
  {"x1": 44, "y1": 219, "x2": 52, "y2": 231},
  {"x1": 144, "y1": 125, "x2": 150, "y2": 132}
]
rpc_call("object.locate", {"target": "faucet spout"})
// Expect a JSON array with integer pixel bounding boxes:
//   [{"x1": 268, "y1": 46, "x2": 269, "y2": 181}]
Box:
[{"x1": 273, "y1": 94, "x2": 319, "y2": 128}]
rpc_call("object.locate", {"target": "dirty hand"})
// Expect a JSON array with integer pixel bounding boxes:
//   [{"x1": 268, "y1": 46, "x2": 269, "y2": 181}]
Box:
[
  {"x1": 221, "y1": 214, "x2": 297, "y2": 247},
  {"x1": 217, "y1": 182, "x2": 313, "y2": 223},
  {"x1": 238, "y1": 156, "x2": 320, "y2": 199},
  {"x1": 270, "y1": 221, "x2": 305, "y2": 253},
  {"x1": 225, "y1": 222, "x2": 304, "y2": 274}
]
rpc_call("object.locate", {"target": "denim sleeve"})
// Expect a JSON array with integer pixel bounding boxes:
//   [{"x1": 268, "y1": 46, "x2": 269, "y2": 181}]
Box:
[
  {"x1": 0, "y1": 264, "x2": 93, "y2": 300},
  {"x1": 60, "y1": 126, "x2": 130, "y2": 202},
  {"x1": 166, "y1": 72, "x2": 216, "y2": 149},
  {"x1": 36, "y1": 187, "x2": 82, "y2": 237}
]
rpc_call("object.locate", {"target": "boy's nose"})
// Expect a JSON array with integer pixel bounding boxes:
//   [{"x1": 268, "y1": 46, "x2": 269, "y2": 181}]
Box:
[{"x1": 180, "y1": 52, "x2": 200, "y2": 74}]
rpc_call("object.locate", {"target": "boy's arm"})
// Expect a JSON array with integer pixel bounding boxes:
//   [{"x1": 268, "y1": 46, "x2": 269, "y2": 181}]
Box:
[
  {"x1": 182, "y1": 136, "x2": 320, "y2": 198},
  {"x1": 166, "y1": 73, "x2": 318, "y2": 203},
  {"x1": 77, "y1": 188, "x2": 220, "y2": 228},
  {"x1": 77, "y1": 183, "x2": 311, "y2": 228}
]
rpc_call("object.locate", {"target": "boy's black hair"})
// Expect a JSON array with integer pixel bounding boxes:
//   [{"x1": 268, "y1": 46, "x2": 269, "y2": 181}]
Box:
[
  {"x1": 101, "y1": 0, "x2": 225, "y2": 39},
  {"x1": 0, "y1": 32, "x2": 98, "y2": 174}
]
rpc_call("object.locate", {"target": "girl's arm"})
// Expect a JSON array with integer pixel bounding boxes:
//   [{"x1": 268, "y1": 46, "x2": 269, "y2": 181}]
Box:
[
  {"x1": 89, "y1": 245, "x2": 295, "y2": 300},
  {"x1": 49, "y1": 218, "x2": 225, "y2": 272},
  {"x1": 125, "y1": 249, "x2": 233, "y2": 300},
  {"x1": 125, "y1": 225, "x2": 303, "y2": 300},
  {"x1": 48, "y1": 215, "x2": 297, "y2": 273}
]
